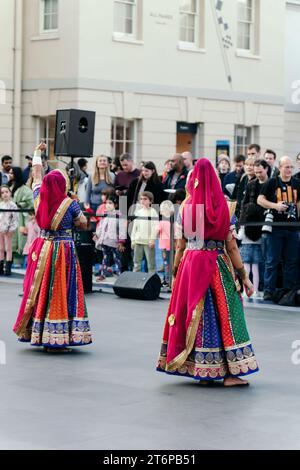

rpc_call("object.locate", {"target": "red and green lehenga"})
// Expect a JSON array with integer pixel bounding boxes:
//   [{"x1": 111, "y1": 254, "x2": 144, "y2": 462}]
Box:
[
  {"x1": 13, "y1": 184, "x2": 92, "y2": 348},
  {"x1": 157, "y1": 158, "x2": 258, "y2": 381},
  {"x1": 157, "y1": 248, "x2": 259, "y2": 380}
]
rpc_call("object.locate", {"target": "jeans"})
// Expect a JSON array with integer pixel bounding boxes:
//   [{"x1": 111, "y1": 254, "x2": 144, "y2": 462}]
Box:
[
  {"x1": 259, "y1": 233, "x2": 270, "y2": 291},
  {"x1": 264, "y1": 229, "x2": 299, "y2": 293}
]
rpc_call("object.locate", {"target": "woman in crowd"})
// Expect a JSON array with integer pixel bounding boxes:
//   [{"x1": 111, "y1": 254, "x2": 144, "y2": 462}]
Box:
[
  {"x1": 8, "y1": 167, "x2": 34, "y2": 257},
  {"x1": 0, "y1": 186, "x2": 19, "y2": 276},
  {"x1": 157, "y1": 158, "x2": 259, "y2": 386},
  {"x1": 76, "y1": 158, "x2": 89, "y2": 203},
  {"x1": 161, "y1": 159, "x2": 172, "y2": 183},
  {"x1": 85, "y1": 155, "x2": 115, "y2": 213},
  {"x1": 234, "y1": 157, "x2": 256, "y2": 221},
  {"x1": 13, "y1": 143, "x2": 92, "y2": 351},
  {"x1": 127, "y1": 161, "x2": 165, "y2": 212},
  {"x1": 111, "y1": 156, "x2": 122, "y2": 176}
]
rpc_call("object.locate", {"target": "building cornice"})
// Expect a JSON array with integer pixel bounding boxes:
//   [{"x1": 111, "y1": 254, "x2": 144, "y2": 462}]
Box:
[{"x1": 21, "y1": 78, "x2": 285, "y2": 106}]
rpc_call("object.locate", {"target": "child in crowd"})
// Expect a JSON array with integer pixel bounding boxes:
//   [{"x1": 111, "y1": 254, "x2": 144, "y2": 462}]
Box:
[
  {"x1": 217, "y1": 154, "x2": 231, "y2": 192},
  {"x1": 131, "y1": 191, "x2": 159, "y2": 273},
  {"x1": 96, "y1": 188, "x2": 115, "y2": 229},
  {"x1": 20, "y1": 210, "x2": 40, "y2": 268},
  {"x1": 0, "y1": 185, "x2": 19, "y2": 276},
  {"x1": 93, "y1": 194, "x2": 125, "y2": 281},
  {"x1": 94, "y1": 188, "x2": 116, "y2": 275},
  {"x1": 159, "y1": 200, "x2": 174, "y2": 286},
  {"x1": 237, "y1": 204, "x2": 263, "y2": 298}
]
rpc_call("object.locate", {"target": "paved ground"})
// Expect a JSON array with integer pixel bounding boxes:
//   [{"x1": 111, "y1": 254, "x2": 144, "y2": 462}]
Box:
[{"x1": 1, "y1": 280, "x2": 300, "y2": 450}]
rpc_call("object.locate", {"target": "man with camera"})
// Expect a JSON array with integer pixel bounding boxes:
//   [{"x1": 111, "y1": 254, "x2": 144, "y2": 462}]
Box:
[{"x1": 257, "y1": 156, "x2": 300, "y2": 301}]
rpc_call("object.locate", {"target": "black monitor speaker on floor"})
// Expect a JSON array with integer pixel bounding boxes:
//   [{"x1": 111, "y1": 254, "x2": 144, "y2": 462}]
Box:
[
  {"x1": 54, "y1": 109, "x2": 95, "y2": 158},
  {"x1": 113, "y1": 272, "x2": 162, "y2": 301}
]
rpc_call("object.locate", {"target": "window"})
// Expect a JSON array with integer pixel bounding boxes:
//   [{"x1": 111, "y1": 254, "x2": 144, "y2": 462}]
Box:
[
  {"x1": 38, "y1": 116, "x2": 56, "y2": 160},
  {"x1": 114, "y1": 0, "x2": 136, "y2": 36},
  {"x1": 111, "y1": 118, "x2": 136, "y2": 160},
  {"x1": 41, "y1": 0, "x2": 58, "y2": 32},
  {"x1": 234, "y1": 125, "x2": 252, "y2": 156},
  {"x1": 179, "y1": 0, "x2": 198, "y2": 44},
  {"x1": 237, "y1": 0, "x2": 256, "y2": 51}
]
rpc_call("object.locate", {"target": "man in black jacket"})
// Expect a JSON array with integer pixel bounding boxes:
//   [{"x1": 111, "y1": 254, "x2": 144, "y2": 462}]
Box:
[
  {"x1": 163, "y1": 154, "x2": 188, "y2": 193},
  {"x1": 223, "y1": 154, "x2": 245, "y2": 198},
  {"x1": 264, "y1": 149, "x2": 280, "y2": 178},
  {"x1": 257, "y1": 156, "x2": 300, "y2": 300}
]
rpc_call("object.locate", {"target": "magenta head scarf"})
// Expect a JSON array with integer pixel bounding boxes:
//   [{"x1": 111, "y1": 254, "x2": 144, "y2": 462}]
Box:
[
  {"x1": 36, "y1": 170, "x2": 67, "y2": 230},
  {"x1": 182, "y1": 158, "x2": 230, "y2": 240}
]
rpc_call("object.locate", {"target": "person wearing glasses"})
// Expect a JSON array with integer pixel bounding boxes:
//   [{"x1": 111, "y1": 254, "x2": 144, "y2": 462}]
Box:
[
  {"x1": 294, "y1": 152, "x2": 300, "y2": 180},
  {"x1": 257, "y1": 156, "x2": 300, "y2": 301}
]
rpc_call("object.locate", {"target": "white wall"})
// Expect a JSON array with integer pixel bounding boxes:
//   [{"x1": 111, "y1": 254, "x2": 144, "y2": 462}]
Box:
[
  {"x1": 0, "y1": 0, "x2": 15, "y2": 156},
  {"x1": 284, "y1": 1, "x2": 300, "y2": 159},
  {"x1": 22, "y1": 0, "x2": 80, "y2": 81},
  {"x1": 77, "y1": 0, "x2": 285, "y2": 97}
]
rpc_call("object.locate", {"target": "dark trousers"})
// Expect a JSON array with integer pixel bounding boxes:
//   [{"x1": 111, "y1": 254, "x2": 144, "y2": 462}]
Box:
[
  {"x1": 264, "y1": 229, "x2": 299, "y2": 293},
  {"x1": 101, "y1": 245, "x2": 121, "y2": 276},
  {"x1": 120, "y1": 237, "x2": 133, "y2": 272}
]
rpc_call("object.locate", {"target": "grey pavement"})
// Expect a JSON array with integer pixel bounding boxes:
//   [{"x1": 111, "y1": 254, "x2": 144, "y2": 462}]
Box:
[{"x1": 0, "y1": 281, "x2": 300, "y2": 450}]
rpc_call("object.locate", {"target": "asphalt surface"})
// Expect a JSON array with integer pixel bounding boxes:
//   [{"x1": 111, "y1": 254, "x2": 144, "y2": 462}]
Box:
[{"x1": 0, "y1": 281, "x2": 300, "y2": 450}]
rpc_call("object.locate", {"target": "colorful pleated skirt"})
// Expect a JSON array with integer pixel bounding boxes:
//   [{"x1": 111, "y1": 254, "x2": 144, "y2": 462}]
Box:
[
  {"x1": 14, "y1": 235, "x2": 92, "y2": 348},
  {"x1": 157, "y1": 253, "x2": 258, "y2": 380}
]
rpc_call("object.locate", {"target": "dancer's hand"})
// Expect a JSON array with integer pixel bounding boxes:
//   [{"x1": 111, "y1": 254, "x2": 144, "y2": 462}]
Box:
[
  {"x1": 36, "y1": 141, "x2": 47, "y2": 153},
  {"x1": 243, "y1": 277, "x2": 254, "y2": 297}
]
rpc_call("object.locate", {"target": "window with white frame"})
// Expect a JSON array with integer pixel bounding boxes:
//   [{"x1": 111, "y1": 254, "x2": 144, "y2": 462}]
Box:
[
  {"x1": 114, "y1": 0, "x2": 136, "y2": 36},
  {"x1": 179, "y1": 0, "x2": 198, "y2": 44},
  {"x1": 111, "y1": 118, "x2": 136, "y2": 159},
  {"x1": 237, "y1": 0, "x2": 256, "y2": 51},
  {"x1": 234, "y1": 125, "x2": 252, "y2": 156},
  {"x1": 41, "y1": 0, "x2": 58, "y2": 32},
  {"x1": 38, "y1": 116, "x2": 56, "y2": 160}
]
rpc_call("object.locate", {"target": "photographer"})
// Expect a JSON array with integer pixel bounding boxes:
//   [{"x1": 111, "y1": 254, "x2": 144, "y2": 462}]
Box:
[{"x1": 257, "y1": 156, "x2": 300, "y2": 301}]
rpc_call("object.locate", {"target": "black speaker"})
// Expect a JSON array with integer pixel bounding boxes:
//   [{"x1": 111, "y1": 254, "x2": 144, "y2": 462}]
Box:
[
  {"x1": 54, "y1": 109, "x2": 95, "y2": 158},
  {"x1": 76, "y1": 243, "x2": 94, "y2": 293},
  {"x1": 113, "y1": 272, "x2": 162, "y2": 300}
]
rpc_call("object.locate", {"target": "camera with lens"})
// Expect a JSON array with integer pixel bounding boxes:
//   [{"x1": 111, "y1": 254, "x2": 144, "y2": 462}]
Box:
[
  {"x1": 262, "y1": 210, "x2": 273, "y2": 233},
  {"x1": 284, "y1": 203, "x2": 298, "y2": 221}
]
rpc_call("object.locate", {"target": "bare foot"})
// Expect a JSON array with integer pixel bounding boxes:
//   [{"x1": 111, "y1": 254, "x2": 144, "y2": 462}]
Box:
[{"x1": 223, "y1": 377, "x2": 249, "y2": 387}]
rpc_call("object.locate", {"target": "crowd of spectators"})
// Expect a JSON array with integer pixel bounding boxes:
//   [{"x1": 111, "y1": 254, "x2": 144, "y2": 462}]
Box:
[{"x1": 1, "y1": 144, "x2": 300, "y2": 305}]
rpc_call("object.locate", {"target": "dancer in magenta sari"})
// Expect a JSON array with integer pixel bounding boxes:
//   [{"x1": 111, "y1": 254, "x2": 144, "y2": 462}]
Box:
[
  {"x1": 157, "y1": 158, "x2": 258, "y2": 386},
  {"x1": 13, "y1": 143, "x2": 92, "y2": 351}
]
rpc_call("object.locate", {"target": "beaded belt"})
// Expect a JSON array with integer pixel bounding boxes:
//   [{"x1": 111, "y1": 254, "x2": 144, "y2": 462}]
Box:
[
  {"x1": 41, "y1": 229, "x2": 73, "y2": 240},
  {"x1": 187, "y1": 239, "x2": 224, "y2": 251}
]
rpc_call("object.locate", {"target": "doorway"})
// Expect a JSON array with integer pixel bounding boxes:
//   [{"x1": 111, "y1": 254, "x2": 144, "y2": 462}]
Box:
[
  {"x1": 176, "y1": 133, "x2": 193, "y2": 154},
  {"x1": 176, "y1": 122, "x2": 198, "y2": 154}
]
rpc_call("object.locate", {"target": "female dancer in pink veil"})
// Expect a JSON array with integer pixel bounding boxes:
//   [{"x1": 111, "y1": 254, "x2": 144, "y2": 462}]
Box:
[
  {"x1": 13, "y1": 142, "x2": 92, "y2": 352},
  {"x1": 157, "y1": 158, "x2": 258, "y2": 386}
]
